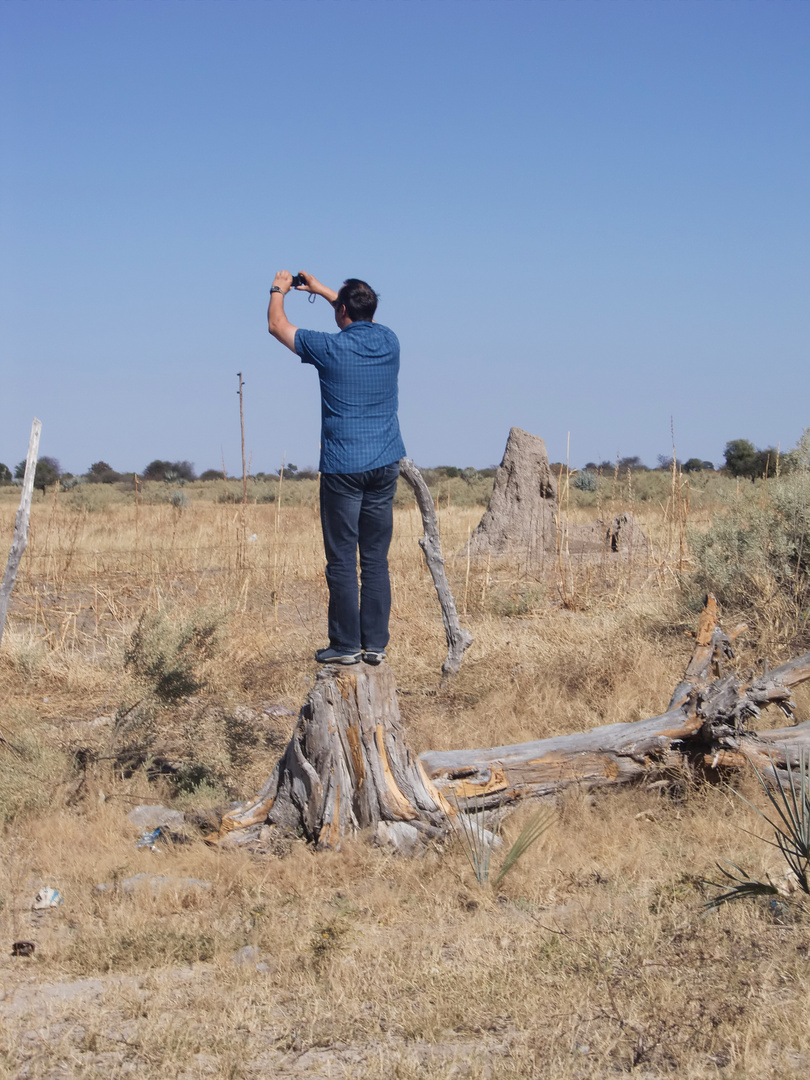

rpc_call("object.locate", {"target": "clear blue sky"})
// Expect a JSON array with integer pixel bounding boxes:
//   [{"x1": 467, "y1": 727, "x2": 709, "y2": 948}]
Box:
[{"x1": 1, "y1": 0, "x2": 808, "y2": 476}]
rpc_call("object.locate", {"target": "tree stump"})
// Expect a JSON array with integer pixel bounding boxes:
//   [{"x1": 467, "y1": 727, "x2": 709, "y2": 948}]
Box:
[{"x1": 214, "y1": 662, "x2": 453, "y2": 849}]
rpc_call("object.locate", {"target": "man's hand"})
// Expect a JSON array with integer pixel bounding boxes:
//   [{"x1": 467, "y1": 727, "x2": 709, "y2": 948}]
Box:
[
  {"x1": 268, "y1": 270, "x2": 298, "y2": 353},
  {"x1": 273, "y1": 269, "x2": 294, "y2": 294},
  {"x1": 294, "y1": 272, "x2": 338, "y2": 305}
]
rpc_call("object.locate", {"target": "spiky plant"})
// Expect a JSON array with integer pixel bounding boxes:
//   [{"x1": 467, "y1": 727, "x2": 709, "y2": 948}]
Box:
[
  {"x1": 453, "y1": 793, "x2": 555, "y2": 888},
  {"x1": 705, "y1": 750, "x2": 810, "y2": 909}
]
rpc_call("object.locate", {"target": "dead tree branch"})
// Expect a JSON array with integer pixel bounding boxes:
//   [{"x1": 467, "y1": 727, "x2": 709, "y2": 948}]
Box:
[{"x1": 398, "y1": 458, "x2": 473, "y2": 677}]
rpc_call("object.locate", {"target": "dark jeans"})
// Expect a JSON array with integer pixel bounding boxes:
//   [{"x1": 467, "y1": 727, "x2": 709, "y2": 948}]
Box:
[{"x1": 319, "y1": 463, "x2": 400, "y2": 653}]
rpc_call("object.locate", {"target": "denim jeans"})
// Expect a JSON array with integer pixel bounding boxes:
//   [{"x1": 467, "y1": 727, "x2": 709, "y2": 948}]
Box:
[{"x1": 319, "y1": 463, "x2": 400, "y2": 653}]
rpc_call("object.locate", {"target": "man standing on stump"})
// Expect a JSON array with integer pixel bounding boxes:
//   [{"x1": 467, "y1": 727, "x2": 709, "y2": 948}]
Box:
[{"x1": 267, "y1": 271, "x2": 405, "y2": 666}]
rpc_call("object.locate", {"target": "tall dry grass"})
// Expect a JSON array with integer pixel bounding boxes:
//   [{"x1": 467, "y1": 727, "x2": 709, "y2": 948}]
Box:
[{"x1": 0, "y1": 474, "x2": 809, "y2": 1078}]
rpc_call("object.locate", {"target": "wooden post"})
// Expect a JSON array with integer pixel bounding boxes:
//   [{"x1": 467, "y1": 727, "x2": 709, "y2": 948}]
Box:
[
  {"x1": 0, "y1": 418, "x2": 42, "y2": 651},
  {"x1": 237, "y1": 372, "x2": 248, "y2": 568},
  {"x1": 237, "y1": 372, "x2": 247, "y2": 508}
]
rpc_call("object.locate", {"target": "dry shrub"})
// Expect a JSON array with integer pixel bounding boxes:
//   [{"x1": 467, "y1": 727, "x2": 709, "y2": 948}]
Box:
[
  {"x1": 689, "y1": 466, "x2": 810, "y2": 651},
  {"x1": 0, "y1": 711, "x2": 72, "y2": 824}
]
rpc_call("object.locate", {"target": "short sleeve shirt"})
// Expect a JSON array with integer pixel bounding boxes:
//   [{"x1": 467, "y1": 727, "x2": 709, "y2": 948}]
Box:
[{"x1": 295, "y1": 321, "x2": 406, "y2": 474}]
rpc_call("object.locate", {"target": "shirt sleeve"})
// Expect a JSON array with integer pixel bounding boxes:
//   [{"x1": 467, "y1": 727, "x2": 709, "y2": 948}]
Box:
[{"x1": 295, "y1": 329, "x2": 333, "y2": 370}]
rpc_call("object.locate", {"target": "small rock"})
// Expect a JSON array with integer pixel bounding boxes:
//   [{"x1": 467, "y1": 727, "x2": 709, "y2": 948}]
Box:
[
  {"x1": 232, "y1": 704, "x2": 259, "y2": 724},
  {"x1": 232, "y1": 945, "x2": 261, "y2": 967},
  {"x1": 263, "y1": 704, "x2": 296, "y2": 718},
  {"x1": 374, "y1": 820, "x2": 422, "y2": 855},
  {"x1": 127, "y1": 804, "x2": 185, "y2": 830}
]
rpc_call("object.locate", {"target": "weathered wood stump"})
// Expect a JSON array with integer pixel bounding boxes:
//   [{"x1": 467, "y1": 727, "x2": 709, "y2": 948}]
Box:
[{"x1": 215, "y1": 662, "x2": 453, "y2": 848}]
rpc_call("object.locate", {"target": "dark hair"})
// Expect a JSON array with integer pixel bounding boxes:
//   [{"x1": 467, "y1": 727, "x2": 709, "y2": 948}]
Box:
[{"x1": 336, "y1": 278, "x2": 378, "y2": 322}]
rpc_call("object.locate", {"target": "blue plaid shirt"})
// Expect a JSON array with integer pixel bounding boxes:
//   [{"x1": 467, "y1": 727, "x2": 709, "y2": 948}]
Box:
[{"x1": 295, "y1": 321, "x2": 406, "y2": 474}]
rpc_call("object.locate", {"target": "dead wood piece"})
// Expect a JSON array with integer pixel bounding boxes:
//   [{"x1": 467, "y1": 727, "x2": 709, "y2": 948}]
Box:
[
  {"x1": 419, "y1": 708, "x2": 699, "y2": 809},
  {"x1": 420, "y1": 629, "x2": 810, "y2": 809},
  {"x1": 668, "y1": 594, "x2": 736, "y2": 709},
  {"x1": 398, "y1": 458, "x2": 473, "y2": 677}
]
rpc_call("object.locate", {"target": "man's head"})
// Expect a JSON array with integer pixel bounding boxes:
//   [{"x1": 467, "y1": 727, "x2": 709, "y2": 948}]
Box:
[{"x1": 334, "y1": 279, "x2": 378, "y2": 324}]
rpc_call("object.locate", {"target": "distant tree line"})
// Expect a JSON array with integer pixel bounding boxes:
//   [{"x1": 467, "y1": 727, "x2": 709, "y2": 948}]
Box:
[
  {"x1": 579, "y1": 454, "x2": 714, "y2": 475},
  {"x1": 575, "y1": 438, "x2": 795, "y2": 481},
  {"x1": 0, "y1": 438, "x2": 800, "y2": 493}
]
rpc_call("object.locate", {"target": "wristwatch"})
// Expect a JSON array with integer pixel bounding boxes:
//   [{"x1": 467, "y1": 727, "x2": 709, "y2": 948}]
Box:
[{"x1": 269, "y1": 285, "x2": 284, "y2": 295}]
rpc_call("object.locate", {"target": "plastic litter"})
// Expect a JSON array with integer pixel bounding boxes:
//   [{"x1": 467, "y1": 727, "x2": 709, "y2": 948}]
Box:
[
  {"x1": 33, "y1": 887, "x2": 63, "y2": 910},
  {"x1": 136, "y1": 826, "x2": 164, "y2": 851},
  {"x1": 136, "y1": 825, "x2": 191, "y2": 851}
]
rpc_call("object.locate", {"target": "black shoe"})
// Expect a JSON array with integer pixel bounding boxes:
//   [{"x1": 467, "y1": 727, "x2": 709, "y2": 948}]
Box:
[
  {"x1": 315, "y1": 647, "x2": 361, "y2": 666},
  {"x1": 362, "y1": 650, "x2": 387, "y2": 665}
]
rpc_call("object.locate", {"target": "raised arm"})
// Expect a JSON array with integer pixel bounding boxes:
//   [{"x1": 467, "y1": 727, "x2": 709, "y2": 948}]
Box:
[{"x1": 267, "y1": 270, "x2": 299, "y2": 353}]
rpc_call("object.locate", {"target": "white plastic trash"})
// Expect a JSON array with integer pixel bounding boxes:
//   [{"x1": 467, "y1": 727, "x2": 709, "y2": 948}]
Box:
[{"x1": 33, "y1": 887, "x2": 63, "y2": 910}]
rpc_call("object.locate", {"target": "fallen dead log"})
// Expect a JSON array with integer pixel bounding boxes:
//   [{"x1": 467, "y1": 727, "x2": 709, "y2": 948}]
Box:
[
  {"x1": 421, "y1": 712, "x2": 810, "y2": 811},
  {"x1": 423, "y1": 598, "x2": 810, "y2": 809},
  {"x1": 214, "y1": 597, "x2": 810, "y2": 848}
]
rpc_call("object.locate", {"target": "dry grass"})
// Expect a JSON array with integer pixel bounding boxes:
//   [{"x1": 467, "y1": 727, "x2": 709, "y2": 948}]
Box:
[{"x1": 1, "y1": 476, "x2": 809, "y2": 1078}]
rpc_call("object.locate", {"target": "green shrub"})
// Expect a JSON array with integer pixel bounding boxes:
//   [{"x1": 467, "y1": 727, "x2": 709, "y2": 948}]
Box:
[
  {"x1": 705, "y1": 751, "x2": 810, "y2": 910},
  {"x1": 122, "y1": 608, "x2": 220, "y2": 707},
  {"x1": 573, "y1": 470, "x2": 599, "y2": 492},
  {"x1": 689, "y1": 433, "x2": 810, "y2": 640}
]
